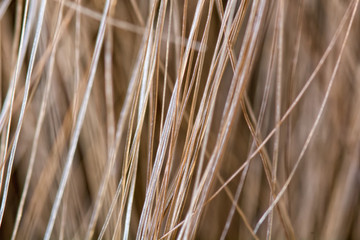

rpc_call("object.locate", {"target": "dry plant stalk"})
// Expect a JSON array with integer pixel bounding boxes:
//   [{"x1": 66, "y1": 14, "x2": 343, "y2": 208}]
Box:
[{"x1": 0, "y1": 0, "x2": 359, "y2": 239}]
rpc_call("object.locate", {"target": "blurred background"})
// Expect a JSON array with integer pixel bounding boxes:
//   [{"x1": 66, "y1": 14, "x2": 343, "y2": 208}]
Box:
[{"x1": 0, "y1": 0, "x2": 359, "y2": 239}]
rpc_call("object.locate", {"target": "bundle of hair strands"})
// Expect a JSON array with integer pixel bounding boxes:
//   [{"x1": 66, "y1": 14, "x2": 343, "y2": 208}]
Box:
[{"x1": 0, "y1": 0, "x2": 359, "y2": 239}]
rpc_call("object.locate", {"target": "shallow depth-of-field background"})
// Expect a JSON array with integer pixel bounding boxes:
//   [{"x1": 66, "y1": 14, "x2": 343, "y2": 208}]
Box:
[{"x1": 0, "y1": 0, "x2": 359, "y2": 239}]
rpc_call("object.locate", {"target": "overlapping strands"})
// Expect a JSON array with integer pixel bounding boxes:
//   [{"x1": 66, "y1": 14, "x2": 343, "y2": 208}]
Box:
[{"x1": 0, "y1": 0, "x2": 359, "y2": 239}]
